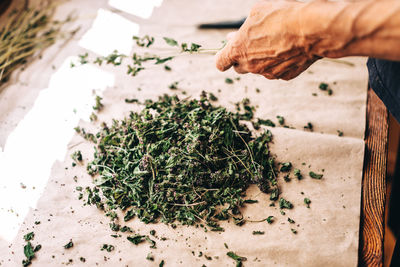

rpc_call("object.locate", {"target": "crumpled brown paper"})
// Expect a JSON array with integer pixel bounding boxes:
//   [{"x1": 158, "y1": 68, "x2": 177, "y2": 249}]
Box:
[{"x1": 0, "y1": 0, "x2": 367, "y2": 266}]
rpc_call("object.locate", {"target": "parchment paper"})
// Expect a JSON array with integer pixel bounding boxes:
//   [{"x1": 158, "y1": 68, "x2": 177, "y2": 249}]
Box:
[{"x1": 0, "y1": 0, "x2": 367, "y2": 266}]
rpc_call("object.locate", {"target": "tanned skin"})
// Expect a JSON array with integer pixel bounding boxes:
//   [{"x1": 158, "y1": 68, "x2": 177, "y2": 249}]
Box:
[{"x1": 216, "y1": 0, "x2": 400, "y2": 80}]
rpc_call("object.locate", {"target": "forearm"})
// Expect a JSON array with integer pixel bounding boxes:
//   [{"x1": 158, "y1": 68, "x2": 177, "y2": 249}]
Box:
[{"x1": 303, "y1": 0, "x2": 400, "y2": 60}]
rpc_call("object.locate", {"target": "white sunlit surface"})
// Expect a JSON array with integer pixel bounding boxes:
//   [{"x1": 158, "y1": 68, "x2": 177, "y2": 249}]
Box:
[
  {"x1": 0, "y1": 59, "x2": 114, "y2": 242},
  {"x1": 79, "y1": 8, "x2": 139, "y2": 56},
  {"x1": 108, "y1": 0, "x2": 163, "y2": 19}
]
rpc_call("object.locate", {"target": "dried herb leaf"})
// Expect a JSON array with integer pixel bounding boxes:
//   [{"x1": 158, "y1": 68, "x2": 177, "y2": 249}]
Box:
[
  {"x1": 64, "y1": 240, "x2": 73, "y2": 249},
  {"x1": 279, "y1": 198, "x2": 293, "y2": 209},
  {"x1": 163, "y1": 37, "x2": 178, "y2": 47},
  {"x1": 304, "y1": 198, "x2": 311, "y2": 208},
  {"x1": 23, "y1": 232, "x2": 34, "y2": 241},
  {"x1": 309, "y1": 171, "x2": 323, "y2": 179},
  {"x1": 252, "y1": 231, "x2": 265, "y2": 235}
]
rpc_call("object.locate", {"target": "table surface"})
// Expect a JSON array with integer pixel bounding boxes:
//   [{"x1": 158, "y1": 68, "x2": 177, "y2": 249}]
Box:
[{"x1": 359, "y1": 88, "x2": 389, "y2": 266}]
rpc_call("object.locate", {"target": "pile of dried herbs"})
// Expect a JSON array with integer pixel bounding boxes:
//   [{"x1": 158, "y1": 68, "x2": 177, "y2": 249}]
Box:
[{"x1": 82, "y1": 92, "x2": 281, "y2": 230}]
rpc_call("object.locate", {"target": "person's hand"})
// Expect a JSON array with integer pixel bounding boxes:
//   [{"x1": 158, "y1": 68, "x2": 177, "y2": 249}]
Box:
[
  {"x1": 215, "y1": 0, "x2": 322, "y2": 80},
  {"x1": 216, "y1": 0, "x2": 400, "y2": 80}
]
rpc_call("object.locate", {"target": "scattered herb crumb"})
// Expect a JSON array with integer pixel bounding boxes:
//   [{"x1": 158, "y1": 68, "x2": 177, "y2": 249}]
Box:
[
  {"x1": 266, "y1": 216, "x2": 274, "y2": 224},
  {"x1": 293, "y1": 169, "x2": 302, "y2": 180},
  {"x1": 127, "y1": 235, "x2": 145, "y2": 245},
  {"x1": 252, "y1": 231, "x2": 265, "y2": 235},
  {"x1": 291, "y1": 228, "x2": 298, "y2": 234},
  {"x1": 280, "y1": 162, "x2": 292, "y2": 172},
  {"x1": 227, "y1": 251, "x2": 247, "y2": 266},
  {"x1": 304, "y1": 198, "x2": 311, "y2": 208},
  {"x1": 276, "y1": 115, "x2": 285, "y2": 125},
  {"x1": 24, "y1": 232, "x2": 34, "y2": 241},
  {"x1": 304, "y1": 122, "x2": 313, "y2": 131},
  {"x1": 93, "y1": 95, "x2": 103, "y2": 111},
  {"x1": 125, "y1": 98, "x2": 139, "y2": 104},
  {"x1": 64, "y1": 240, "x2": 73, "y2": 249},
  {"x1": 225, "y1": 78, "x2": 233, "y2": 84},
  {"x1": 279, "y1": 198, "x2": 293, "y2": 209},
  {"x1": 309, "y1": 171, "x2": 323, "y2": 179},
  {"x1": 101, "y1": 244, "x2": 115, "y2": 252},
  {"x1": 319, "y1": 83, "x2": 328, "y2": 90},
  {"x1": 168, "y1": 81, "x2": 179, "y2": 90},
  {"x1": 146, "y1": 252, "x2": 154, "y2": 261}
]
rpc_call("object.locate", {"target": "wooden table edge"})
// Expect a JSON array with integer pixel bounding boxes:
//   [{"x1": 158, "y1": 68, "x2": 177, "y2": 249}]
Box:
[{"x1": 358, "y1": 88, "x2": 389, "y2": 266}]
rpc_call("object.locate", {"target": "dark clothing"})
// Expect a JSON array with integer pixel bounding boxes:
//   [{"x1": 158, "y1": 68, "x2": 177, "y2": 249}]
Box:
[
  {"x1": 367, "y1": 58, "x2": 400, "y2": 123},
  {"x1": 367, "y1": 58, "x2": 400, "y2": 264}
]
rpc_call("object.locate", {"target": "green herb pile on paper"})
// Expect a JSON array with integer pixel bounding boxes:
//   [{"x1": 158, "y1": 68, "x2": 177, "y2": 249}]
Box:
[{"x1": 82, "y1": 92, "x2": 281, "y2": 230}]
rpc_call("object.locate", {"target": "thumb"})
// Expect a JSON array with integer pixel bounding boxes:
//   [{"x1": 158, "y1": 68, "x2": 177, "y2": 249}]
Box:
[{"x1": 215, "y1": 42, "x2": 235, "y2": 72}]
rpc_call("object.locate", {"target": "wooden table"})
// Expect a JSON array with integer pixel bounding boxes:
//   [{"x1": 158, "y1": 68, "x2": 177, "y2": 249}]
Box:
[{"x1": 359, "y1": 88, "x2": 389, "y2": 266}]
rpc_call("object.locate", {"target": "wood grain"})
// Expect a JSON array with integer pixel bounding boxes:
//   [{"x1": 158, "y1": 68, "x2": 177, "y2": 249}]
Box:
[{"x1": 359, "y1": 88, "x2": 389, "y2": 266}]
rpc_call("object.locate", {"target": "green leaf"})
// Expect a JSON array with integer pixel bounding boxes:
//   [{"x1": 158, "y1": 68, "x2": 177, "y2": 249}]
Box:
[
  {"x1": 243, "y1": 199, "x2": 258, "y2": 204},
  {"x1": 23, "y1": 232, "x2": 34, "y2": 241},
  {"x1": 64, "y1": 240, "x2": 73, "y2": 249},
  {"x1": 155, "y1": 56, "x2": 174, "y2": 64},
  {"x1": 24, "y1": 242, "x2": 35, "y2": 260},
  {"x1": 279, "y1": 198, "x2": 293, "y2": 209},
  {"x1": 163, "y1": 37, "x2": 178, "y2": 46},
  {"x1": 304, "y1": 198, "x2": 311, "y2": 208},
  {"x1": 127, "y1": 235, "x2": 145, "y2": 245},
  {"x1": 309, "y1": 171, "x2": 323, "y2": 179},
  {"x1": 227, "y1": 251, "x2": 247, "y2": 262},
  {"x1": 293, "y1": 168, "x2": 302, "y2": 179},
  {"x1": 252, "y1": 231, "x2": 264, "y2": 235}
]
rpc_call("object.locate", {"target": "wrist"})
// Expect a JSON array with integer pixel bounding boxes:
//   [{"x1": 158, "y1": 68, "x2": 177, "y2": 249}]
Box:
[{"x1": 299, "y1": 1, "x2": 356, "y2": 58}]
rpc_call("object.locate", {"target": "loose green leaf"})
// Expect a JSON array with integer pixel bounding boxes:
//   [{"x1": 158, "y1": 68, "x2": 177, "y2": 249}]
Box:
[
  {"x1": 280, "y1": 162, "x2": 292, "y2": 172},
  {"x1": 127, "y1": 235, "x2": 145, "y2": 245},
  {"x1": 319, "y1": 83, "x2": 328, "y2": 90},
  {"x1": 252, "y1": 231, "x2": 265, "y2": 235},
  {"x1": 293, "y1": 169, "x2": 302, "y2": 180},
  {"x1": 304, "y1": 122, "x2": 313, "y2": 131},
  {"x1": 276, "y1": 115, "x2": 285, "y2": 125},
  {"x1": 225, "y1": 78, "x2": 233, "y2": 84},
  {"x1": 101, "y1": 244, "x2": 115, "y2": 252},
  {"x1": 304, "y1": 198, "x2": 311, "y2": 208},
  {"x1": 309, "y1": 171, "x2": 323, "y2": 179},
  {"x1": 146, "y1": 252, "x2": 154, "y2": 261},
  {"x1": 64, "y1": 240, "x2": 73, "y2": 249},
  {"x1": 163, "y1": 37, "x2": 178, "y2": 47},
  {"x1": 279, "y1": 198, "x2": 293, "y2": 209},
  {"x1": 266, "y1": 216, "x2": 274, "y2": 224},
  {"x1": 227, "y1": 251, "x2": 247, "y2": 263},
  {"x1": 23, "y1": 232, "x2": 34, "y2": 241}
]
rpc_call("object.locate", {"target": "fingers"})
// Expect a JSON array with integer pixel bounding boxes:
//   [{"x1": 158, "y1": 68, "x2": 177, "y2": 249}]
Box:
[
  {"x1": 215, "y1": 31, "x2": 239, "y2": 72},
  {"x1": 226, "y1": 31, "x2": 236, "y2": 41},
  {"x1": 215, "y1": 43, "x2": 235, "y2": 72}
]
